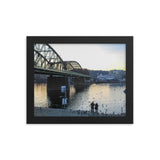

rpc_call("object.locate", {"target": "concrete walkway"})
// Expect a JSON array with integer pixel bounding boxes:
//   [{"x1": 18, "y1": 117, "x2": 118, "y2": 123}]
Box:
[{"x1": 34, "y1": 107, "x2": 125, "y2": 117}]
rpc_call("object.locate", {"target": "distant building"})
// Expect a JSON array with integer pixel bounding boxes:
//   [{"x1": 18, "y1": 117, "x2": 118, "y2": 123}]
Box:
[
  {"x1": 96, "y1": 70, "x2": 126, "y2": 82},
  {"x1": 97, "y1": 74, "x2": 114, "y2": 81},
  {"x1": 108, "y1": 70, "x2": 125, "y2": 80}
]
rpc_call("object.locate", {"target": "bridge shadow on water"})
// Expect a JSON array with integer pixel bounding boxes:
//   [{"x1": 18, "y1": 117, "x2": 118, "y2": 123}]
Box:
[{"x1": 47, "y1": 85, "x2": 87, "y2": 109}]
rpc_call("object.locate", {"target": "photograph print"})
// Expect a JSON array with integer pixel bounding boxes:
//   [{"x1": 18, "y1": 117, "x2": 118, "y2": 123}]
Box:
[{"x1": 27, "y1": 36, "x2": 133, "y2": 123}]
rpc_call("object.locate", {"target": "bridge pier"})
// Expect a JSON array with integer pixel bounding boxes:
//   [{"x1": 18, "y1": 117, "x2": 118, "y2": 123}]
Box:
[
  {"x1": 46, "y1": 76, "x2": 90, "y2": 108},
  {"x1": 47, "y1": 76, "x2": 70, "y2": 107}
]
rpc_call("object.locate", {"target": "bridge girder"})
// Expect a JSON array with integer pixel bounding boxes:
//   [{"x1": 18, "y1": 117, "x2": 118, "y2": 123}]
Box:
[
  {"x1": 34, "y1": 44, "x2": 89, "y2": 75},
  {"x1": 34, "y1": 44, "x2": 64, "y2": 71}
]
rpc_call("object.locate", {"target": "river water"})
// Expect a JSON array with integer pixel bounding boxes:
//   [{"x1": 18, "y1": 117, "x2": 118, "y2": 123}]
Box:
[{"x1": 34, "y1": 83, "x2": 126, "y2": 114}]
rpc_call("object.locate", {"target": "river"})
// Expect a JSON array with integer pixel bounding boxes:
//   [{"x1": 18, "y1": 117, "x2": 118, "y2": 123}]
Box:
[{"x1": 34, "y1": 83, "x2": 126, "y2": 115}]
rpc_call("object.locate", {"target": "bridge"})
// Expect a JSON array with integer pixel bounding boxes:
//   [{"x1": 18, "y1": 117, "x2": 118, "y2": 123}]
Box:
[
  {"x1": 34, "y1": 44, "x2": 91, "y2": 78},
  {"x1": 34, "y1": 44, "x2": 92, "y2": 107}
]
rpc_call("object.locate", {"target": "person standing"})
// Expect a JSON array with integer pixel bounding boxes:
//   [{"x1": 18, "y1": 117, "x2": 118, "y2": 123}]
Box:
[
  {"x1": 90, "y1": 101, "x2": 94, "y2": 112},
  {"x1": 95, "y1": 103, "x2": 98, "y2": 112}
]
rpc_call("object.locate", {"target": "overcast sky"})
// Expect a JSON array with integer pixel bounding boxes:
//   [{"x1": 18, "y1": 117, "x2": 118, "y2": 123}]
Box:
[{"x1": 51, "y1": 44, "x2": 126, "y2": 71}]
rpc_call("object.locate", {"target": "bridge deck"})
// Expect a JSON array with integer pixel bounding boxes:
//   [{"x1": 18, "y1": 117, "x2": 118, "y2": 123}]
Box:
[{"x1": 34, "y1": 67, "x2": 92, "y2": 78}]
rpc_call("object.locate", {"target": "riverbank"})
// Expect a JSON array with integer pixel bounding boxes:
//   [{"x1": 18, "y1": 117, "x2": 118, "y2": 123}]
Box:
[{"x1": 34, "y1": 107, "x2": 126, "y2": 117}]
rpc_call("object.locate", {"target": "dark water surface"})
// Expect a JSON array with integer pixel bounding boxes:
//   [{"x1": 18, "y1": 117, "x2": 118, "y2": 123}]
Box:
[{"x1": 34, "y1": 83, "x2": 126, "y2": 114}]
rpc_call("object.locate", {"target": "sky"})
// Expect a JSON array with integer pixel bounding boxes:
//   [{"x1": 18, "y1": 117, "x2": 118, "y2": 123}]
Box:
[{"x1": 51, "y1": 44, "x2": 126, "y2": 71}]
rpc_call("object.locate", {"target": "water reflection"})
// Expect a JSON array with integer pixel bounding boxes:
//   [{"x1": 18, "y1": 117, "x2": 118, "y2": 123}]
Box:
[
  {"x1": 69, "y1": 85, "x2": 76, "y2": 99},
  {"x1": 34, "y1": 83, "x2": 126, "y2": 114},
  {"x1": 34, "y1": 83, "x2": 49, "y2": 107},
  {"x1": 67, "y1": 83, "x2": 126, "y2": 114}
]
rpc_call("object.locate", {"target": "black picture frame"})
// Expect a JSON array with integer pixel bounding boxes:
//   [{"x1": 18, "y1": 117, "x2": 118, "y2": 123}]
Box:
[{"x1": 27, "y1": 36, "x2": 133, "y2": 124}]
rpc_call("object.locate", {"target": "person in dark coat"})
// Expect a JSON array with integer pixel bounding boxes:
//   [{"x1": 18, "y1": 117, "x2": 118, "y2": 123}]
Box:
[
  {"x1": 90, "y1": 101, "x2": 94, "y2": 112},
  {"x1": 95, "y1": 103, "x2": 98, "y2": 112}
]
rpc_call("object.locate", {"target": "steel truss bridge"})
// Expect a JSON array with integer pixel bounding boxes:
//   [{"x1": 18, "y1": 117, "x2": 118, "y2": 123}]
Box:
[{"x1": 34, "y1": 44, "x2": 91, "y2": 78}]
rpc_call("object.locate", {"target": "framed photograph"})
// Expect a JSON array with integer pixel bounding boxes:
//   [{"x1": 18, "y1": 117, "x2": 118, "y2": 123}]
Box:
[{"x1": 27, "y1": 36, "x2": 133, "y2": 124}]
